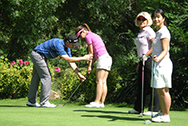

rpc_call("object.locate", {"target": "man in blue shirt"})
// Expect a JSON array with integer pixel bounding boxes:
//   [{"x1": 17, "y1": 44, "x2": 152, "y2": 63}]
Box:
[{"x1": 26, "y1": 34, "x2": 92, "y2": 108}]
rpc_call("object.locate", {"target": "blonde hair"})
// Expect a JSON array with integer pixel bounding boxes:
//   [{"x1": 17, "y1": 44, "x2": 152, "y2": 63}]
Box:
[{"x1": 135, "y1": 12, "x2": 153, "y2": 27}]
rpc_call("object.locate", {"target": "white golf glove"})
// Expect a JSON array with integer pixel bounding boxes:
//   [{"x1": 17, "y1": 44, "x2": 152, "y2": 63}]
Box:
[
  {"x1": 142, "y1": 54, "x2": 148, "y2": 66},
  {"x1": 142, "y1": 54, "x2": 148, "y2": 62}
]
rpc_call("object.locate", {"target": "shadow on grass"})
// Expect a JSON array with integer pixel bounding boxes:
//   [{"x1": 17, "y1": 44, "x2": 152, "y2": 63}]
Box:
[
  {"x1": 74, "y1": 110, "x2": 146, "y2": 121},
  {"x1": 81, "y1": 115, "x2": 144, "y2": 121},
  {"x1": 0, "y1": 105, "x2": 27, "y2": 107},
  {"x1": 74, "y1": 109, "x2": 128, "y2": 114}
]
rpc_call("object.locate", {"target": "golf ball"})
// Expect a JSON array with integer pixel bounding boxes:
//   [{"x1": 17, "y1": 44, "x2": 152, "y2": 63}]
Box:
[{"x1": 59, "y1": 104, "x2": 63, "y2": 107}]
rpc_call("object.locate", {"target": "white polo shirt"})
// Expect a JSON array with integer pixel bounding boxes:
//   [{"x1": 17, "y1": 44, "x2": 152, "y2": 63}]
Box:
[
  {"x1": 134, "y1": 26, "x2": 156, "y2": 58},
  {"x1": 152, "y1": 26, "x2": 171, "y2": 66}
]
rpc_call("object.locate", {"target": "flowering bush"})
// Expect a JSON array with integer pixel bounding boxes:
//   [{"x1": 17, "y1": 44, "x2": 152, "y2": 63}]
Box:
[
  {"x1": 10, "y1": 61, "x2": 15, "y2": 65},
  {"x1": 55, "y1": 67, "x2": 61, "y2": 72},
  {"x1": 24, "y1": 60, "x2": 30, "y2": 65},
  {"x1": 52, "y1": 63, "x2": 119, "y2": 102},
  {"x1": 10, "y1": 59, "x2": 30, "y2": 69},
  {"x1": 0, "y1": 57, "x2": 55, "y2": 99},
  {"x1": 0, "y1": 57, "x2": 32, "y2": 99}
]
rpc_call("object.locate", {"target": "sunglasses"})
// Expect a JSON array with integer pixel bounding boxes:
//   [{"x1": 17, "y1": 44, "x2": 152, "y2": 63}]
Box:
[{"x1": 137, "y1": 18, "x2": 147, "y2": 21}]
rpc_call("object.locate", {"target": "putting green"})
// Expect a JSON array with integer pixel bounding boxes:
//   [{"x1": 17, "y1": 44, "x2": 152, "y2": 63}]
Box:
[{"x1": 0, "y1": 98, "x2": 187, "y2": 126}]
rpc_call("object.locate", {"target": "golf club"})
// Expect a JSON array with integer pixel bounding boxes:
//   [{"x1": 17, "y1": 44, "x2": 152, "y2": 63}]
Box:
[
  {"x1": 144, "y1": 62, "x2": 156, "y2": 124},
  {"x1": 140, "y1": 59, "x2": 145, "y2": 117},
  {"x1": 151, "y1": 62, "x2": 156, "y2": 118},
  {"x1": 59, "y1": 74, "x2": 88, "y2": 107}
]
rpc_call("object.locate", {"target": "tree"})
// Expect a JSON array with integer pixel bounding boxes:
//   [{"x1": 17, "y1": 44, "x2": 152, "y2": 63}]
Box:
[{"x1": 0, "y1": 0, "x2": 65, "y2": 60}]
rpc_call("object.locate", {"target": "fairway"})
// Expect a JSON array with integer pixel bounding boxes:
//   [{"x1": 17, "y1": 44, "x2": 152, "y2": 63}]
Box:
[{"x1": 0, "y1": 98, "x2": 187, "y2": 126}]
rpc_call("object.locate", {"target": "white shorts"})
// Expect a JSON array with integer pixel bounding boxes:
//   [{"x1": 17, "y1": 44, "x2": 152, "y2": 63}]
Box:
[
  {"x1": 96, "y1": 54, "x2": 112, "y2": 71},
  {"x1": 151, "y1": 61, "x2": 173, "y2": 88}
]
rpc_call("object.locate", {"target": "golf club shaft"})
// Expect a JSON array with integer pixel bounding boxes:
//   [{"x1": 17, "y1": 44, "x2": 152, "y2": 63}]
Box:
[
  {"x1": 63, "y1": 74, "x2": 88, "y2": 106},
  {"x1": 141, "y1": 60, "x2": 145, "y2": 116},
  {"x1": 141, "y1": 65, "x2": 144, "y2": 115},
  {"x1": 63, "y1": 83, "x2": 81, "y2": 106},
  {"x1": 151, "y1": 62, "x2": 156, "y2": 118}
]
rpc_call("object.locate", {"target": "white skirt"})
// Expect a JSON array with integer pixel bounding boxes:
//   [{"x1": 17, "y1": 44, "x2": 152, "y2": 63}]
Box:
[
  {"x1": 151, "y1": 60, "x2": 173, "y2": 88},
  {"x1": 96, "y1": 54, "x2": 112, "y2": 71}
]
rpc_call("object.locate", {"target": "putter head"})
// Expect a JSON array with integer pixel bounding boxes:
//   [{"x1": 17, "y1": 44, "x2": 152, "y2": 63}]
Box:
[{"x1": 140, "y1": 113, "x2": 143, "y2": 117}]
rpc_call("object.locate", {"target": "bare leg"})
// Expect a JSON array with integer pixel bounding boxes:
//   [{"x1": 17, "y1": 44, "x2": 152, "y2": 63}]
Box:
[
  {"x1": 101, "y1": 70, "x2": 109, "y2": 104},
  {"x1": 95, "y1": 69, "x2": 109, "y2": 104},
  {"x1": 156, "y1": 87, "x2": 171, "y2": 115}
]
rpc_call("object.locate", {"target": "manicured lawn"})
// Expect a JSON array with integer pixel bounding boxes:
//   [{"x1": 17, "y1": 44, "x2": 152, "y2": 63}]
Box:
[{"x1": 0, "y1": 98, "x2": 187, "y2": 126}]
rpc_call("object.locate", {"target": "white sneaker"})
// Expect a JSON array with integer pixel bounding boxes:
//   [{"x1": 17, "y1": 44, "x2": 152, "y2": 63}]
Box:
[
  {"x1": 26, "y1": 101, "x2": 40, "y2": 107},
  {"x1": 143, "y1": 111, "x2": 158, "y2": 116},
  {"x1": 152, "y1": 111, "x2": 163, "y2": 118},
  {"x1": 152, "y1": 114, "x2": 170, "y2": 123},
  {"x1": 100, "y1": 103, "x2": 105, "y2": 108},
  {"x1": 41, "y1": 101, "x2": 56, "y2": 108},
  {"x1": 128, "y1": 109, "x2": 139, "y2": 114},
  {"x1": 85, "y1": 102, "x2": 101, "y2": 108}
]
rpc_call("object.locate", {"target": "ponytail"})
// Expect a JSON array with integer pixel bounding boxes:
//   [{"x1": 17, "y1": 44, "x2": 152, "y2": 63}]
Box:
[
  {"x1": 76, "y1": 23, "x2": 91, "y2": 34},
  {"x1": 82, "y1": 23, "x2": 91, "y2": 31}
]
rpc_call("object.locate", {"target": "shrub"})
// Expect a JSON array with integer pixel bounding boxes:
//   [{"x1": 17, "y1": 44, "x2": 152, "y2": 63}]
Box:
[
  {"x1": 53, "y1": 63, "x2": 121, "y2": 103},
  {"x1": 52, "y1": 67, "x2": 82, "y2": 99},
  {"x1": 74, "y1": 65, "x2": 120, "y2": 103},
  {"x1": 0, "y1": 57, "x2": 32, "y2": 99},
  {"x1": 0, "y1": 56, "x2": 54, "y2": 99}
]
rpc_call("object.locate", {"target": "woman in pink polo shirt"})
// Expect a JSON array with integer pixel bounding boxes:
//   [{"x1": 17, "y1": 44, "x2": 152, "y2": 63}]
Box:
[{"x1": 76, "y1": 23, "x2": 112, "y2": 108}]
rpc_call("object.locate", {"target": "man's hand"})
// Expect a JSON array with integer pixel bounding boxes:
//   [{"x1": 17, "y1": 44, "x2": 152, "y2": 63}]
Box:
[{"x1": 77, "y1": 73, "x2": 86, "y2": 82}]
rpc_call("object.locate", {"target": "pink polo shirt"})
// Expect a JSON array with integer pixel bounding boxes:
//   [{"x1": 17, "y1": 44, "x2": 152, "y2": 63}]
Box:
[{"x1": 85, "y1": 31, "x2": 108, "y2": 59}]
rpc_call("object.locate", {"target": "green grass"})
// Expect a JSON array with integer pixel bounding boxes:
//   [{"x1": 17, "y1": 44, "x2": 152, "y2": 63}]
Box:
[{"x1": 0, "y1": 98, "x2": 187, "y2": 126}]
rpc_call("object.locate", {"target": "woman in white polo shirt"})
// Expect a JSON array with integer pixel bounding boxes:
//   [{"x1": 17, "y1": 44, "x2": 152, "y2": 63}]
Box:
[
  {"x1": 128, "y1": 12, "x2": 160, "y2": 115},
  {"x1": 151, "y1": 9, "x2": 173, "y2": 123}
]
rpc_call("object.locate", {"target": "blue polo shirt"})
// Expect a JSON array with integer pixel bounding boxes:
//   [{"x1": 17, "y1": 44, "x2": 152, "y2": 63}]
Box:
[{"x1": 34, "y1": 38, "x2": 72, "y2": 59}]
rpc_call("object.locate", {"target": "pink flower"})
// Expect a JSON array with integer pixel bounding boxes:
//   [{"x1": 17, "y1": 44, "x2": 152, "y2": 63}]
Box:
[
  {"x1": 24, "y1": 61, "x2": 30, "y2": 65},
  {"x1": 55, "y1": 67, "x2": 61, "y2": 72},
  {"x1": 10, "y1": 61, "x2": 15, "y2": 65},
  {"x1": 18, "y1": 59, "x2": 23, "y2": 66}
]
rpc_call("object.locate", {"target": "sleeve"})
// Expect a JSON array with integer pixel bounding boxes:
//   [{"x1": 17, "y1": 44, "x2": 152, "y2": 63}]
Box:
[
  {"x1": 66, "y1": 48, "x2": 72, "y2": 57},
  {"x1": 160, "y1": 28, "x2": 171, "y2": 40},
  {"x1": 85, "y1": 35, "x2": 92, "y2": 45},
  {"x1": 55, "y1": 40, "x2": 69, "y2": 56},
  {"x1": 146, "y1": 27, "x2": 156, "y2": 40}
]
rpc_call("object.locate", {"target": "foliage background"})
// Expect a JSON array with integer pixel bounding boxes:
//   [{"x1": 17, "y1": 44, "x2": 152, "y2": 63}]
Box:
[{"x1": 0, "y1": 0, "x2": 188, "y2": 108}]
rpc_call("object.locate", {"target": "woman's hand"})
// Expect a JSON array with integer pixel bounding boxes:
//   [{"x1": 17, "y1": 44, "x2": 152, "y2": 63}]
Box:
[
  {"x1": 87, "y1": 66, "x2": 92, "y2": 74},
  {"x1": 152, "y1": 55, "x2": 159, "y2": 62}
]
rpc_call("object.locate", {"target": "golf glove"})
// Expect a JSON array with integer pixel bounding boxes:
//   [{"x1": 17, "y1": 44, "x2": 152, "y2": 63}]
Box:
[{"x1": 142, "y1": 54, "x2": 148, "y2": 62}]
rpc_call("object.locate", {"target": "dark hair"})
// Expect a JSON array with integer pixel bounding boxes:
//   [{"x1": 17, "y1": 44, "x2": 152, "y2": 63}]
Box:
[
  {"x1": 76, "y1": 23, "x2": 91, "y2": 34},
  {"x1": 152, "y1": 9, "x2": 167, "y2": 26}
]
